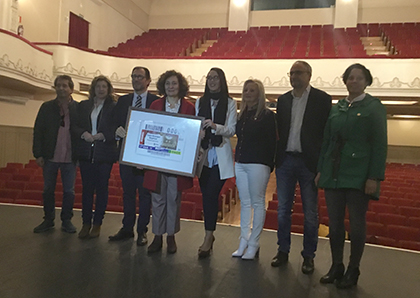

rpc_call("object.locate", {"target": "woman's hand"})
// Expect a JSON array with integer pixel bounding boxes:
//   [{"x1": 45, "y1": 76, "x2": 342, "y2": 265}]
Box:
[
  {"x1": 199, "y1": 130, "x2": 205, "y2": 140},
  {"x1": 81, "y1": 131, "x2": 94, "y2": 142},
  {"x1": 203, "y1": 119, "x2": 216, "y2": 130},
  {"x1": 314, "y1": 172, "x2": 321, "y2": 186},
  {"x1": 365, "y1": 179, "x2": 378, "y2": 195},
  {"x1": 197, "y1": 148, "x2": 205, "y2": 162}
]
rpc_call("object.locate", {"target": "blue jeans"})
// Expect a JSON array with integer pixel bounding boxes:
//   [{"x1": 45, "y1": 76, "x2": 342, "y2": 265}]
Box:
[
  {"x1": 79, "y1": 161, "x2": 113, "y2": 225},
  {"x1": 42, "y1": 160, "x2": 76, "y2": 221},
  {"x1": 275, "y1": 154, "x2": 318, "y2": 258},
  {"x1": 119, "y1": 164, "x2": 151, "y2": 234}
]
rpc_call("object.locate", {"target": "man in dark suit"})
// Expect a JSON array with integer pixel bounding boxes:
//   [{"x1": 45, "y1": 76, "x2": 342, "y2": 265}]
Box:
[
  {"x1": 109, "y1": 66, "x2": 159, "y2": 246},
  {"x1": 271, "y1": 61, "x2": 332, "y2": 274}
]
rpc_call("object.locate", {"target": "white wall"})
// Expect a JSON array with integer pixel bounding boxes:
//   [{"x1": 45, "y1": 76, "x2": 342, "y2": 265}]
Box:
[
  {"x1": 17, "y1": 0, "x2": 149, "y2": 50},
  {"x1": 388, "y1": 119, "x2": 420, "y2": 147},
  {"x1": 334, "y1": 0, "x2": 358, "y2": 28},
  {"x1": 250, "y1": 7, "x2": 334, "y2": 27},
  {"x1": 0, "y1": 99, "x2": 43, "y2": 128},
  {"x1": 149, "y1": 0, "x2": 229, "y2": 29},
  {"x1": 359, "y1": 0, "x2": 420, "y2": 23}
]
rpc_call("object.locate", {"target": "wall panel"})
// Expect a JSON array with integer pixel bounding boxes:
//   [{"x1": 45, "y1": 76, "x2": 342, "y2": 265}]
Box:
[{"x1": 0, "y1": 125, "x2": 34, "y2": 168}]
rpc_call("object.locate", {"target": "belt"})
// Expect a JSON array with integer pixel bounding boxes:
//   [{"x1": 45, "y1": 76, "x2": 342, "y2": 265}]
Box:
[{"x1": 286, "y1": 151, "x2": 303, "y2": 157}]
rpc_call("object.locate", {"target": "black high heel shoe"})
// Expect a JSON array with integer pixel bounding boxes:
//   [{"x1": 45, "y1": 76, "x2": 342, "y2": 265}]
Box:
[
  {"x1": 336, "y1": 266, "x2": 360, "y2": 289},
  {"x1": 320, "y1": 263, "x2": 345, "y2": 284},
  {"x1": 198, "y1": 236, "x2": 215, "y2": 259}
]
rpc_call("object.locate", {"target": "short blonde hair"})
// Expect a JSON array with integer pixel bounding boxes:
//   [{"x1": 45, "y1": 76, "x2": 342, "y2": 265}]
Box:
[{"x1": 238, "y1": 79, "x2": 267, "y2": 119}]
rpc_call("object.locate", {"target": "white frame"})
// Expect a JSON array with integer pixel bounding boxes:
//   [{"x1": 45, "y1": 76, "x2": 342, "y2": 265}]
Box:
[{"x1": 120, "y1": 107, "x2": 204, "y2": 177}]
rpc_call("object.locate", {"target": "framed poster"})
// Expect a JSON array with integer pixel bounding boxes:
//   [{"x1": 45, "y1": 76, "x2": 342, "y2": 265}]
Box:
[{"x1": 120, "y1": 107, "x2": 204, "y2": 177}]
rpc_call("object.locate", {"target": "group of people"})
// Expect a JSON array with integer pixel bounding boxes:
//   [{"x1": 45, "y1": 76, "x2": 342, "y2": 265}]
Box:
[{"x1": 32, "y1": 60, "x2": 387, "y2": 289}]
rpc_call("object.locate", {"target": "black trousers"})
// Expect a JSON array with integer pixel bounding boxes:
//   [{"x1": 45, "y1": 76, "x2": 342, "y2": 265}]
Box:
[
  {"x1": 199, "y1": 166, "x2": 226, "y2": 231},
  {"x1": 325, "y1": 188, "x2": 370, "y2": 268}
]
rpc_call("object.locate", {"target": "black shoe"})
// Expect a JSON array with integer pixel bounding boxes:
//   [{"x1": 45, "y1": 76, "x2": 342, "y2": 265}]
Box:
[
  {"x1": 271, "y1": 251, "x2": 289, "y2": 267},
  {"x1": 147, "y1": 235, "x2": 163, "y2": 253},
  {"x1": 34, "y1": 220, "x2": 54, "y2": 233},
  {"x1": 108, "y1": 228, "x2": 134, "y2": 241},
  {"x1": 167, "y1": 235, "x2": 177, "y2": 254},
  {"x1": 136, "y1": 233, "x2": 148, "y2": 246},
  {"x1": 61, "y1": 220, "x2": 76, "y2": 233},
  {"x1": 336, "y1": 266, "x2": 360, "y2": 289},
  {"x1": 302, "y1": 257, "x2": 315, "y2": 274},
  {"x1": 320, "y1": 263, "x2": 345, "y2": 284}
]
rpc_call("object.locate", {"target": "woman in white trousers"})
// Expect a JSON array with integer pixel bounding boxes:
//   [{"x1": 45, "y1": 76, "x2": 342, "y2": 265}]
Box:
[{"x1": 233, "y1": 79, "x2": 277, "y2": 260}]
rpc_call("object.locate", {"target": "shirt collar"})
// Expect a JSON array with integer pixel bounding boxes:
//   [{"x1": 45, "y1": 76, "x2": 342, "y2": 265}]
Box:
[
  {"x1": 292, "y1": 85, "x2": 311, "y2": 99},
  {"x1": 135, "y1": 91, "x2": 148, "y2": 99},
  {"x1": 345, "y1": 93, "x2": 366, "y2": 103}
]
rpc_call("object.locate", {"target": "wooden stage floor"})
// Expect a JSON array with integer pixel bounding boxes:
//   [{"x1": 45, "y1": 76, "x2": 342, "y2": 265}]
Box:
[{"x1": 0, "y1": 204, "x2": 419, "y2": 298}]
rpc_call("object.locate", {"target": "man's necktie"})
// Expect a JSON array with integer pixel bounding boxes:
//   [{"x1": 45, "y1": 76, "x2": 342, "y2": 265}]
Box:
[{"x1": 134, "y1": 95, "x2": 142, "y2": 108}]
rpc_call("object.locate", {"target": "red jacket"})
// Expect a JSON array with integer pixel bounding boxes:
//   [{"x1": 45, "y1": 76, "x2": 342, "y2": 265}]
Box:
[{"x1": 143, "y1": 97, "x2": 195, "y2": 192}]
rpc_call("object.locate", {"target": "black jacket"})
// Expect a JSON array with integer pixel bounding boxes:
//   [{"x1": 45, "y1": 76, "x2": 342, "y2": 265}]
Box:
[
  {"x1": 32, "y1": 98, "x2": 78, "y2": 163},
  {"x1": 276, "y1": 87, "x2": 332, "y2": 173},
  {"x1": 235, "y1": 108, "x2": 277, "y2": 171},
  {"x1": 76, "y1": 96, "x2": 117, "y2": 163}
]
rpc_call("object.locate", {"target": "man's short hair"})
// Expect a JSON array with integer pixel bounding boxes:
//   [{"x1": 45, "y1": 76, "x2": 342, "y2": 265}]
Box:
[
  {"x1": 132, "y1": 66, "x2": 151, "y2": 80},
  {"x1": 294, "y1": 61, "x2": 312, "y2": 75},
  {"x1": 54, "y1": 75, "x2": 74, "y2": 90}
]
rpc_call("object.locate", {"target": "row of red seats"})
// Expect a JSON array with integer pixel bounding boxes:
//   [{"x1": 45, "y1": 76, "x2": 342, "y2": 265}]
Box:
[{"x1": 0, "y1": 161, "x2": 237, "y2": 222}]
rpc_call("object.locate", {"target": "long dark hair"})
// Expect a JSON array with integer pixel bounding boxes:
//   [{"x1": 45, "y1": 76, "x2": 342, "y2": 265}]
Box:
[{"x1": 202, "y1": 67, "x2": 229, "y2": 102}]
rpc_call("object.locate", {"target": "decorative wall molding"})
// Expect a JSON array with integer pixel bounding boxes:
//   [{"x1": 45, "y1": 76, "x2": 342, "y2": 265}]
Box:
[{"x1": 0, "y1": 54, "x2": 52, "y2": 84}]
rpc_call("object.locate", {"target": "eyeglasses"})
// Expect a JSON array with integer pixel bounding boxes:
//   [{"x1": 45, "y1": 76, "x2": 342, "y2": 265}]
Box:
[
  {"x1": 287, "y1": 71, "x2": 309, "y2": 77},
  {"x1": 131, "y1": 74, "x2": 146, "y2": 80},
  {"x1": 206, "y1": 75, "x2": 220, "y2": 81}
]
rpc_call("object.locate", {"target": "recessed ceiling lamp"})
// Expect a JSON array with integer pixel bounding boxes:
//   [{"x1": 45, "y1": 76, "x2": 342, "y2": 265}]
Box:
[{"x1": 233, "y1": 0, "x2": 247, "y2": 7}]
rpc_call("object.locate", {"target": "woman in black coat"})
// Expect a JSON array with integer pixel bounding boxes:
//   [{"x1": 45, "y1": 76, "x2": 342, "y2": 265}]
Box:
[{"x1": 76, "y1": 75, "x2": 117, "y2": 239}]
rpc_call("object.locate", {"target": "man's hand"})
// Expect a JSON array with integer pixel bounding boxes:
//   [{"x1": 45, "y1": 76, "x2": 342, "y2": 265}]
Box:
[
  {"x1": 36, "y1": 157, "x2": 44, "y2": 168},
  {"x1": 93, "y1": 133, "x2": 105, "y2": 141},
  {"x1": 115, "y1": 126, "x2": 126, "y2": 138},
  {"x1": 82, "y1": 131, "x2": 94, "y2": 142}
]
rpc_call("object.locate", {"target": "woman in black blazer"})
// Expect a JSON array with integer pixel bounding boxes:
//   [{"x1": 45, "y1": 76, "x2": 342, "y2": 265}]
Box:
[{"x1": 76, "y1": 75, "x2": 117, "y2": 239}]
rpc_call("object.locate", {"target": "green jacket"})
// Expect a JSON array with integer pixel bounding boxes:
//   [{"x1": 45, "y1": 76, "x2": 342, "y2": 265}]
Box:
[{"x1": 317, "y1": 94, "x2": 387, "y2": 198}]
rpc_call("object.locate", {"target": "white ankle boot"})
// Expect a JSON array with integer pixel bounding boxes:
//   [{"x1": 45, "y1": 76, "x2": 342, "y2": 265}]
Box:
[
  {"x1": 232, "y1": 238, "x2": 248, "y2": 257},
  {"x1": 242, "y1": 245, "x2": 259, "y2": 260}
]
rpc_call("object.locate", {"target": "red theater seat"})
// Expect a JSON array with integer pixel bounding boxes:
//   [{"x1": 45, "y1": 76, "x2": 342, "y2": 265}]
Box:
[{"x1": 264, "y1": 210, "x2": 278, "y2": 230}]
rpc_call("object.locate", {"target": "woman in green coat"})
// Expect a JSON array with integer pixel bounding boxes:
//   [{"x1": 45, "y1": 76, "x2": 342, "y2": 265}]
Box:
[{"x1": 315, "y1": 64, "x2": 387, "y2": 289}]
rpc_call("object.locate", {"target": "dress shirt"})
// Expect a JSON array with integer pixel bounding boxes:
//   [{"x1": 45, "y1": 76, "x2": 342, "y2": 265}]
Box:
[
  {"x1": 51, "y1": 100, "x2": 72, "y2": 163},
  {"x1": 91, "y1": 100, "x2": 104, "y2": 135},
  {"x1": 165, "y1": 99, "x2": 180, "y2": 113},
  {"x1": 131, "y1": 91, "x2": 148, "y2": 108},
  {"x1": 286, "y1": 85, "x2": 311, "y2": 153},
  {"x1": 206, "y1": 98, "x2": 219, "y2": 167}
]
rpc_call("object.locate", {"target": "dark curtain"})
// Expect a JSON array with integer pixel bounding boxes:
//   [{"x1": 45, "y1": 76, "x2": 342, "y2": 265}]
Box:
[{"x1": 69, "y1": 12, "x2": 89, "y2": 48}]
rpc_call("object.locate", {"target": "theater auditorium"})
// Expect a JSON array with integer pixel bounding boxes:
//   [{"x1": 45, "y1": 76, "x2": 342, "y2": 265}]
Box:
[{"x1": 0, "y1": 1, "x2": 420, "y2": 297}]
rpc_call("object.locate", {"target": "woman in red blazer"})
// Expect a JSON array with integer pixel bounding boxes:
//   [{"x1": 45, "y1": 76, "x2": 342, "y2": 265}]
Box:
[{"x1": 143, "y1": 70, "x2": 195, "y2": 254}]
